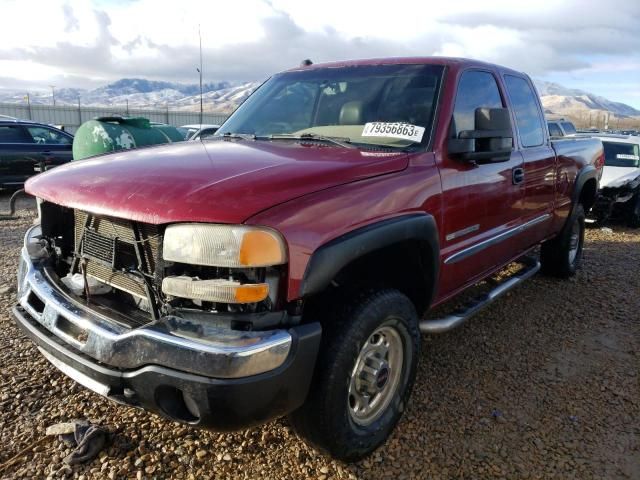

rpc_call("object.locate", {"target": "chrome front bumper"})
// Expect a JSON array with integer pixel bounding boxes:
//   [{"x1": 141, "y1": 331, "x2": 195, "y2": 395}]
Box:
[{"x1": 16, "y1": 225, "x2": 292, "y2": 379}]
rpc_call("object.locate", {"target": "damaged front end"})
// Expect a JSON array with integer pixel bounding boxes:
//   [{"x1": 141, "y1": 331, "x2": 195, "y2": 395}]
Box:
[
  {"x1": 13, "y1": 202, "x2": 321, "y2": 430},
  {"x1": 591, "y1": 173, "x2": 640, "y2": 227}
]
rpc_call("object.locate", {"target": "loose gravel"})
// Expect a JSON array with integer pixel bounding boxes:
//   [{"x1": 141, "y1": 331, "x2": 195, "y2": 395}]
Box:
[{"x1": 0, "y1": 191, "x2": 638, "y2": 479}]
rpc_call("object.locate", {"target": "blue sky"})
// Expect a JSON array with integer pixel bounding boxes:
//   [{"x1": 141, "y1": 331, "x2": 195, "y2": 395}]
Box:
[{"x1": 1, "y1": 0, "x2": 638, "y2": 108}]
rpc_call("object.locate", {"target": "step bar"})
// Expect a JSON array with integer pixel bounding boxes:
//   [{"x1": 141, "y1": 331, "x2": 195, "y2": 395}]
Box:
[{"x1": 419, "y1": 257, "x2": 540, "y2": 334}]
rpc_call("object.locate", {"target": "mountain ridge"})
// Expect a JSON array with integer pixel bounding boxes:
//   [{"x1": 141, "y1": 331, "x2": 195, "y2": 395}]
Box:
[{"x1": 1, "y1": 78, "x2": 638, "y2": 121}]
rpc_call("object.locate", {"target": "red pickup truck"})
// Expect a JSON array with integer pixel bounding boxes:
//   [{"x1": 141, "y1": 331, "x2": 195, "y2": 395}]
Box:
[{"x1": 14, "y1": 57, "x2": 603, "y2": 461}]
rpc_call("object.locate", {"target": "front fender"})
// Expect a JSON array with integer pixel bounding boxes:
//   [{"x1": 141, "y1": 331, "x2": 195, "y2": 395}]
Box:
[{"x1": 299, "y1": 214, "x2": 440, "y2": 305}]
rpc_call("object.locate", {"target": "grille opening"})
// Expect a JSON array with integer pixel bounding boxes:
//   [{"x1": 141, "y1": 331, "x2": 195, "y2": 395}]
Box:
[
  {"x1": 27, "y1": 291, "x2": 46, "y2": 314},
  {"x1": 72, "y1": 210, "x2": 162, "y2": 321}
]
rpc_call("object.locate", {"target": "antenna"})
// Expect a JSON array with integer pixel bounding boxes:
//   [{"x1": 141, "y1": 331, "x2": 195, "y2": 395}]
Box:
[{"x1": 198, "y1": 24, "x2": 203, "y2": 127}]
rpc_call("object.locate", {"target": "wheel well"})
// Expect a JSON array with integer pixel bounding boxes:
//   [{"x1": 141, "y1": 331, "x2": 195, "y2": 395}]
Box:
[
  {"x1": 303, "y1": 240, "x2": 435, "y2": 317},
  {"x1": 579, "y1": 178, "x2": 597, "y2": 211}
]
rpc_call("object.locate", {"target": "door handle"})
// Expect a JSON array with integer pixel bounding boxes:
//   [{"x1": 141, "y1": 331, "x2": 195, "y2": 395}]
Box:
[{"x1": 512, "y1": 167, "x2": 525, "y2": 185}]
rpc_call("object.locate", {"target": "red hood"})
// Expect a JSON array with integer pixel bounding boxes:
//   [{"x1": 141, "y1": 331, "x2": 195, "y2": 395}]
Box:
[{"x1": 26, "y1": 139, "x2": 409, "y2": 224}]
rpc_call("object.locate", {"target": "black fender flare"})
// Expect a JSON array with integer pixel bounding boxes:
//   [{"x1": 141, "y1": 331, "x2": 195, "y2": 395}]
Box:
[
  {"x1": 299, "y1": 214, "x2": 440, "y2": 306},
  {"x1": 572, "y1": 164, "x2": 598, "y2": 208},
  {"x1": 567, "y1": 165, "x2": 599, "y2": 230}
]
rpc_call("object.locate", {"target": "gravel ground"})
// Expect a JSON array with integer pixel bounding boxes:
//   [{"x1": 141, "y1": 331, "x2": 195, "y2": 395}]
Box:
[{"x1": 0, "y1": 191, "x2": 638, "y2": 479}]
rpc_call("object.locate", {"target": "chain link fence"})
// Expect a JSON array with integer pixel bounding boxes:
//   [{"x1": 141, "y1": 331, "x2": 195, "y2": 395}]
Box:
[{"x1": 0, "y1": 103, "x2": 228, "y2": 134}]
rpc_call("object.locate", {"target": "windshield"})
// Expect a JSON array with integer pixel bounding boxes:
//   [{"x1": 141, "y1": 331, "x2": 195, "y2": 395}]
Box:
[
  {"x1": 216, "y1": 64, "x2": 444, "y2": 149},
  {"x1": 602, "y1": 141, "x2": 640, "y2": 167}
]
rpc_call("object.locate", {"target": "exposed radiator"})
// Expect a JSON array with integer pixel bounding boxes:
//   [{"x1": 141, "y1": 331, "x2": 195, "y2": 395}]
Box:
[{"x1": 74, "y1": 210, "x2": 161, "y2": 299}]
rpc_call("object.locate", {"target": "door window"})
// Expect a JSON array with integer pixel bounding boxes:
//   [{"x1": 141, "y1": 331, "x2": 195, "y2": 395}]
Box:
[
  {"x1": 504, "y1": 75, "x2": 545, "y2": 147},
  {"x1": 0, "y1": 126, "x2": 33, "y2": 143},
  {"x1": 452, "y1": 71, "x2": 504, "y2": 136},
  {"x1": 26, "y1": 126, "x2": 71, "y2": 145}
]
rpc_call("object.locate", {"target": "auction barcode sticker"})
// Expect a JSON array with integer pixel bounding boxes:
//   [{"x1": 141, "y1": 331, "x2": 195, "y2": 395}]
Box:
[
  {"x1": 362, "y1": 122, "x2": 425, "y2": 143},
  {"x1": 616, "y1": 154, "x2": 640, "y2": 160}
]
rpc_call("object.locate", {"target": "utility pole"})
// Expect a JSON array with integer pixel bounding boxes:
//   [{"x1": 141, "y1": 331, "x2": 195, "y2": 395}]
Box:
[
  {"x1": 49, "y1": 85, "x2": 56, "y2": 106},
  {"x1": 25, "y1": 93, "x2": 32, "y2": 120},
  {"x1": 126, "y1": 99, "x2": 129, "y2": 116},
  {"x1": 77, "y1": 97, "x2": 82, "y2": 127},
  {"x1": 198, "y1": 24, "x2": 203, "y2": 126}
]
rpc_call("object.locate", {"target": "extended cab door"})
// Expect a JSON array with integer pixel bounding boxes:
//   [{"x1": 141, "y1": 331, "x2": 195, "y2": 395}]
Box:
[
  {"x1": 502, "y1": 75, "x2": 555, "y2": 245},
  {"x1": 437, "y1": 69, "x2": 525, "y2": 298}
]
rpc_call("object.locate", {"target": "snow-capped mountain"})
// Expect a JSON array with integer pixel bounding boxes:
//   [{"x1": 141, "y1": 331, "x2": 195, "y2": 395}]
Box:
[
  {"x1": 0, "y1": 78, "x2": 260, "y2": 113},
  {"x1": 534, "y1": 80, "x2": 640, "y2": 119},
  {"x1": 0, "y1": 77, "x2": 638, "y2": 120}
]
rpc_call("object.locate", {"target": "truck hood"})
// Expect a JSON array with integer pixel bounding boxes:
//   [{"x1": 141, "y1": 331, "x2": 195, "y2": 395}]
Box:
[
  {"x1": 26, "y1": 139, "x2": 409, "y2": 224},
  {"x1": 600, "y1": 166, "x2": 640, "y2": 189}
]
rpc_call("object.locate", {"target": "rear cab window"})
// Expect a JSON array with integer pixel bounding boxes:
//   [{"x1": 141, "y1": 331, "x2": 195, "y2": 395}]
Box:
[
  {"x1": 0, "y1": 125, "x2": 33, "y2": 143},
  {"x1": 547, "y1": 122, "x2": 563, "y2": 137},
  {"x1": 560, "y1": 122, "x2": 576, "y2": 135},
  {"x1": 504, "y1": 75, "x2": 545, "y2": 148},
  {"x1": 602, "y1": 142, "x2": 640, "y2": 167}
]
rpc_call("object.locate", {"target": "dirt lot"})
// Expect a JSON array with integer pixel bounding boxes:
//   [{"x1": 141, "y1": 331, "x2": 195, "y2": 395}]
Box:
[{"x1": 0, "y1": 191, "x2": 638, "y2": 479}]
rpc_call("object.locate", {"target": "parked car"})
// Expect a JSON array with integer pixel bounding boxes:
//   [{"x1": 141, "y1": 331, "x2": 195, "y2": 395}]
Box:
[
  {"x1": 585, "y1": 134, "x2": 640, "y2": 226},
  {"x1": 179, "y1": 124, "x2": 220, "y2": 140},
  {"x1": 189, "y1": 125, "x2": 220, "y2": 141},
  {"x1": 14, "y1": 57, "x2": 603, "y2": 461},
  {"x1": 547, "y1": 118, "x2": 578, "y2": 137},
  {"x1": 0, "y1": 119, "x2": 73, "y2": 188}
]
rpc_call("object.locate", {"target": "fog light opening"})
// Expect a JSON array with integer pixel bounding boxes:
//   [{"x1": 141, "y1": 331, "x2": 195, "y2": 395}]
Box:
[{"x1": 155, "y1": 385, "x2": 201, "y2": 424}]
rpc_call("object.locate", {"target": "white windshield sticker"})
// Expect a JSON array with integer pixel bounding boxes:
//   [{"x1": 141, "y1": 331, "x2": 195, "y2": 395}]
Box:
[
  {"x1": 362, "y1": 122, "x2": 425, "y2": 143},
  {"x1": 616, "y1": 154, "x2": 640, "y2": 161}
]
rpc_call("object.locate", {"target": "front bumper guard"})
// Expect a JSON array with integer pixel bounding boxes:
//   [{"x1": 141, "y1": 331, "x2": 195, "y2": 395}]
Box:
[{"x1": 16, "y1": 225, "x2": 296, "y2": 379}]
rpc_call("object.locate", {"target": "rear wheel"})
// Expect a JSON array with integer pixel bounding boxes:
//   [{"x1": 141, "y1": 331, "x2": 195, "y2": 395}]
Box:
[
  {"x1": 541, "y1": 203, "x2": 585, "y2": 278},
  {"x1": 289, "y1": 289, "x2": 420, "y2": 462}
]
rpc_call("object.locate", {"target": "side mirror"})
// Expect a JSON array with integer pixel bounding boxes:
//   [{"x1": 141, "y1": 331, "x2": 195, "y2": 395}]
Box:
[{"x1": 448, "y1": 108, "x2": 513, "y2": 163}]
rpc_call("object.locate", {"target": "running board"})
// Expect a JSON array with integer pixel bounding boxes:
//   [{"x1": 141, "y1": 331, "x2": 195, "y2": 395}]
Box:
[{"x1": 419, "y1": 257, "x2": 540, "y2": 334}]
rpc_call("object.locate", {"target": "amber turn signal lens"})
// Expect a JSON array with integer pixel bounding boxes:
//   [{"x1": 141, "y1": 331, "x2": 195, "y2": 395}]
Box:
[
  {"x1": 162, "y1": 276, "x2": 269, "y2": 304},
  {"x1": 234, "y1": 283, "x2": 270, "y2": 303},
  {"x1": 239, "y1": 230, "x2": 286, "y2": 267}
]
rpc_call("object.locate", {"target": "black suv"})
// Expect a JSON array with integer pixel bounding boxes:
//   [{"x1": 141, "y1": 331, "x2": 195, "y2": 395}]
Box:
[{"x1": 0, "y1": 119, "x2": 73, "y2": 188}]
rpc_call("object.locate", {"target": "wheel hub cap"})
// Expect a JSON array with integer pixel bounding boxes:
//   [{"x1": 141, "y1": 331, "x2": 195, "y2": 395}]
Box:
[{"x1": 348, "y1": 325, "x2": 404, "y2": 426}]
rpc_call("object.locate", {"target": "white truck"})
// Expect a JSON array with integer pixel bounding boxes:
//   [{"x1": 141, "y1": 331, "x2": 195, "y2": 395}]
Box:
[{"x1": 587, "y1": 134, "x2": 640, "y2": 227}]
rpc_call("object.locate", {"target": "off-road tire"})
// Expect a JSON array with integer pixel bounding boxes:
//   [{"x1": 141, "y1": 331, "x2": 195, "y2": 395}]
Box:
[
  {"x1": 540, "y1": 203, "x2": 585, "y2": 278},
  {"x1": 288, "y1": 289, "x2": 420, "y2": 462}
]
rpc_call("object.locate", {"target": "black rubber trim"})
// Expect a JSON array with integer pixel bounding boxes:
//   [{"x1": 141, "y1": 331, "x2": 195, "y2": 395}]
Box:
[
  {"x1": 12, "y1": 305, "x2": 321, "y2": 431},
  {"x1": 299, "y1": 214, "x2": 440, "y2": 302},
  {"x1": 572, "y1": 165, "x2": 598, "y2": 205},
  {"x1": 567, "y1": 165, "x2": 598, "y2": 229}
]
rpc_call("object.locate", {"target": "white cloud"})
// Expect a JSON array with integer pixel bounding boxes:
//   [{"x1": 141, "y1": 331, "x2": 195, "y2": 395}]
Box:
[{"x1": 0, "y1": 0, "x2": 638, "y2": 107}]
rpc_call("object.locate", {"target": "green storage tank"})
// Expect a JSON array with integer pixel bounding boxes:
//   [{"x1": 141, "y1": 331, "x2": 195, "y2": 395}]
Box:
[{"x1": 72, "y1": 116, "x2": 184, "y2": 161}]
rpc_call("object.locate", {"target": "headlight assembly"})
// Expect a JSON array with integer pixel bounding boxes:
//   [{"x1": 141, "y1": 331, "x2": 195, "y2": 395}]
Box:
[{"x1": 163, "y1": 224, "x2": 287, "y2": 268}]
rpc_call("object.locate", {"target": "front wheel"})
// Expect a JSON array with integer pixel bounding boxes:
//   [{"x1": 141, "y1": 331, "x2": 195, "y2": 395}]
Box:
[
  {"x1": 288, "y1": 289, "x2": 420, "y2": 462},
  {"x1": 541, "y1": 203, "x2": 585, "y2": 278}
]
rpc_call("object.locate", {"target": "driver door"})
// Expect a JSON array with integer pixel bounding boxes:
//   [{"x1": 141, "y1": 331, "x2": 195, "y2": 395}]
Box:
[{"x1": 437, "y1": 69, "x2": 525, "y2": 298}]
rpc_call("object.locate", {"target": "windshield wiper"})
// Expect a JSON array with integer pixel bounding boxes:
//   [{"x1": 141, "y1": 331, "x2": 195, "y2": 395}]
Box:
[{"x1": 264, "y1": 133, "x2": 354, "y2": 149}]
